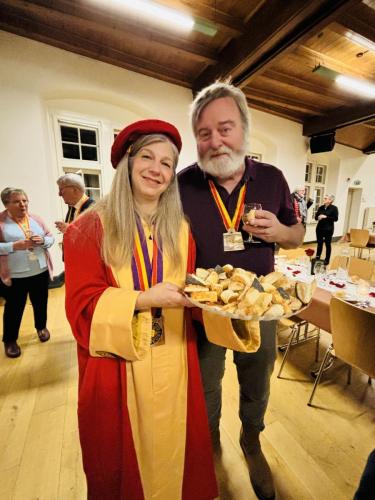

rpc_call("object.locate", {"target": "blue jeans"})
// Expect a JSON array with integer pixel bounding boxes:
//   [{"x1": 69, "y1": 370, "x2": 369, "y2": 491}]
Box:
[{"x1": 195, "y1": 320, "x2": 277, "y2": 439}]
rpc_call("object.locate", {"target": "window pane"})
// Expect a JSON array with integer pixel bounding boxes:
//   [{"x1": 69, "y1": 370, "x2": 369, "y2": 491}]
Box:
[
  {"x1": 81, "y1": 146, "x2": 98, "y2": 161},
  {"x1": 62, "y1": 143, "x2": 80, "y2": 159},
  {"x1": 305, "y1": 163, "x2": 312, "y2": 183},
  {"x1": 80, "y1": 128, "x2": 97, "y2": 145},
  {"x1": 86, "y1": 188, "x2": 101, "y2": 202},
  {"x1": 84, "y1": 173, "x2": 100, "y2": 188},
  {"x1": 61, "y1": 126, "x2": 79, "y2": 143}
]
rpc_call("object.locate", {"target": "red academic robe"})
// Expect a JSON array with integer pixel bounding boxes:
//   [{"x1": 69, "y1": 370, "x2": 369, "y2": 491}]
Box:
[{"x1": 64, "y1": 212, "x2": 218, "y2": 500}]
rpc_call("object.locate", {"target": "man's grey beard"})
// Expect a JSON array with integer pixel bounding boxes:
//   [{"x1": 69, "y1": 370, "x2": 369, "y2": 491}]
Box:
[{"x1": 199, "y1": 144, "x2": 248, "y2": 180}]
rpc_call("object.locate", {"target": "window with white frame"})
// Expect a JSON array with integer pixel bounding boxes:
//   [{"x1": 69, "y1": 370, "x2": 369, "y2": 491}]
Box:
[
  {"x1": 55, "y1": 118, "x2": 103, "y2": 201},
  {"x1": 59, "y1": 123, "x2": 99, "y2": 162},
  {"x1": 305, "y1": 161, "x2": 328, "y2": 223}
]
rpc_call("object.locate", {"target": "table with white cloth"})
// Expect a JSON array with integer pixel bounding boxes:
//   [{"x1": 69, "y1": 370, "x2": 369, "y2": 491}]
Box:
[{"x1": 276, "y1": 259, "x2": 375, "y2": 333}]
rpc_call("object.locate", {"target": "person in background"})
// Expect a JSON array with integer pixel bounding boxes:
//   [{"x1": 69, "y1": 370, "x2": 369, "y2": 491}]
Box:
[
  {"x1": 55, "y1": 173, "x2": 95, "y2": 233},
  {"x1": 315, "y1": 194, "x2": 338, "y2": 265},
  {"x1": 291, "y1": 186, "x2": 313, "y2": 226},
  {"x1": 178, "y1": 81, "x2": 303, "y2": 500},
  {"x1": 0, "y1": 187, "x2": 54, "y2": 358},
  {"x1": 64, "y1": 120, "x2": 217, "y2": 500},
  {"x1": 354, "y1": 449, "x2": 375, "y2": 500}
]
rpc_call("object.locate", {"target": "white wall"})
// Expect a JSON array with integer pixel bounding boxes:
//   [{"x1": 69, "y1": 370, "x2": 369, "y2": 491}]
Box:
[
  {"x1": 1, "y1": 31, "x2": 374, "y2": 276},
  {"x1": 0, "y1": 31, "x2": 196, "y2": 274}
]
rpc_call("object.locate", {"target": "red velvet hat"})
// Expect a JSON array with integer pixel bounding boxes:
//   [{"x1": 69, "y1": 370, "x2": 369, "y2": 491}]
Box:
[{"x1": 111, "y1": 119, "x2": 182, "y2": 168}]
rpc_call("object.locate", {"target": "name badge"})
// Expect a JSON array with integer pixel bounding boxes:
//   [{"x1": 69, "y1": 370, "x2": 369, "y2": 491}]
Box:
[
  {"x1": 151, "y1": 315, "x2": 165, "y2": 347},
  {"x1": 223, "y1": 230, "x2": 245, "y2": 252},
  {"x1": 28, "y1": 250, "x2": 38, "y2": 261}
]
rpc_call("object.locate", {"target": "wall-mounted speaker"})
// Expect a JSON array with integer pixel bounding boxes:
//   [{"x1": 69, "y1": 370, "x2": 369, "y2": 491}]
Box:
[{"x1": 310, "y1": 132, "x2": 336, "y2": 154}]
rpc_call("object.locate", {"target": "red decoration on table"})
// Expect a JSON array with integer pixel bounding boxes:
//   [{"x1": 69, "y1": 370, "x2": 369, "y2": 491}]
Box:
[
  {"x1": 329, "y1": 280, "x2": 346, "y2": 289},
  {"x1": 305, "y1": 248, "x2": 315, "y2": 258}
]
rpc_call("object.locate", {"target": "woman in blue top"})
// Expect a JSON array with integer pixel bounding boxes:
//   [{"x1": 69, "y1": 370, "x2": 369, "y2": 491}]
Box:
[{"x1": 0, "y1": 187, "x2": 54, "y2": 358}]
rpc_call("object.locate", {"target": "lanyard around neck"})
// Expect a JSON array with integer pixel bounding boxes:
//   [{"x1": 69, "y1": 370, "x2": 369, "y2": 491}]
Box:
[
  {"x1": 131, "y1": 215, "x2": 163, "y2": 291},
  {"x1": 208, "y1": 180, "x2": 246, "y2": 231},
  {"x1": 12, "y1": 215, "x2": 32, "y2": 239}
]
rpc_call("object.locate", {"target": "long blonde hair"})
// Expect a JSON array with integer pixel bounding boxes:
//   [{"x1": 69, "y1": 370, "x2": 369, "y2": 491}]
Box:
[{"x1": 94, "y1": 134, "x2": 185, "y2": 270}]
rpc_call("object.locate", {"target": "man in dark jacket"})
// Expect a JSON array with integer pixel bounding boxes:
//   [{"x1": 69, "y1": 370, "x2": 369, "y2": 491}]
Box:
[
  {"x1": 55, "y1": 173, "x2": 95, "y2": 233},
  {"x1": 315, "y1": 194, "x2": 338, "y2": 265}
]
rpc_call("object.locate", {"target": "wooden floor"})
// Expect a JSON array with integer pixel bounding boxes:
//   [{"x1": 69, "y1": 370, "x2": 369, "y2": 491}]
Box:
[{"x1": 1, "y1": 247, "x2": 375, "y2": 499}]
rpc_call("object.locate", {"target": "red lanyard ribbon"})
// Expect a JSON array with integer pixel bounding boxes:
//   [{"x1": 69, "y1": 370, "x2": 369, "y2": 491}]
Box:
[
  {"x1": 208, "y1": 180, "x2": 246, "y2": 231},
  {"x1": 131, "y1": 215, "x2": 163, "y2": 291}
]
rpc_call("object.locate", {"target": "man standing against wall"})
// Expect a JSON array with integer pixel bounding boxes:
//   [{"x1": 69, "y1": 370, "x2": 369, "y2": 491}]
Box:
[
  {"x1": 55, "y1": 173, "x2": 95, "y2": 233},
  {"x1": 178, "y1": 81, "x2": 304, "y2": 500}
]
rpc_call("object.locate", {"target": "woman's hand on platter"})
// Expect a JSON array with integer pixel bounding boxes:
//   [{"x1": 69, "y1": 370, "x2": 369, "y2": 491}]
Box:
[
  {"x1": 136, "y1": 282, "x2": 192, "y2": 310},
  {"x1": 13, "y1": 239, "x2": 34, "y2": 251}
]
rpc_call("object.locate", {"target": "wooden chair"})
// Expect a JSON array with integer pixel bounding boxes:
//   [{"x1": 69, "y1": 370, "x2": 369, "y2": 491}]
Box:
[
  {"x1": 328, "y1": 255, "x2": 349, "y2": 271},
  {"x1": 278, "y1": 247, "x2": 306, "y2": 260},
  {"x1": 348, "y1": 257, "x2": 374, "y2": 281},
  {"x1": 308, "y1": 298, "x2": 375, "y2": 406},
  {"x1": 349, "y1": 229, "x2": 370, "y2": 258}
]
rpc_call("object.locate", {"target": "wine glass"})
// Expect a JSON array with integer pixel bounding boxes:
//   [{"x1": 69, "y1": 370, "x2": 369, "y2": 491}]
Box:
[
  {"x1": 242, "y1": 203, "x2": 262, "y2": 244},
  {"x1": 313, "y1": 260, "x2": 326, "y2": 285}
]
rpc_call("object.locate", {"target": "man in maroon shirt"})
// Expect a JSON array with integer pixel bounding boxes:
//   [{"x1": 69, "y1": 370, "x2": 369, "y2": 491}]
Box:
[{"x1": 178, "y1": 82, "x2": 304, "y2": 500}]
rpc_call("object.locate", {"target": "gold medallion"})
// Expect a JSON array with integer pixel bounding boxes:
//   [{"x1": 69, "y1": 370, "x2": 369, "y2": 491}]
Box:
[{"x1": 151, "y1": 315, "x2": 165, "y2": 347}]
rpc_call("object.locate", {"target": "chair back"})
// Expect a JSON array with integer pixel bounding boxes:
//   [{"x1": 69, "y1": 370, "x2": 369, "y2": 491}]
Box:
[
  {"x1": 330, "y1": 297, "x2": 375, "y2": 379},
  {"x1": 350, "y1": 229, "x2": 369, "y2": 247},
  {"x1": 329, "y1": 255, "x2": 349, "y2": 271},
  {"x1": 348, "y1": 257, "x2": 374, "y2": 280},
  {"x1": 278, "y1": 247, "x2": 306, "y2": 260}
]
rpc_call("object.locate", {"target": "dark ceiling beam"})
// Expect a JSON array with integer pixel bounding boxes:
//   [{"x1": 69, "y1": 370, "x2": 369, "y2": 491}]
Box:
[
  {"x1": 193, "y1": 0, "x2": 360, "y2": 92},
  {"x1": 337, "y1": 6, "x2": 375, "y2": 42},
  {"x1": 363, "y1": 141, "x2": 375, "y2": 154},
  {"x1": 0, "y1": 10, "x2": 191, "y2": 87},
  {"x1": 303, "y1": 102, "x2": 375, "y2": 136},
  {"x1": 0, "y1": 0, "x2": 217, "y2": 63}
]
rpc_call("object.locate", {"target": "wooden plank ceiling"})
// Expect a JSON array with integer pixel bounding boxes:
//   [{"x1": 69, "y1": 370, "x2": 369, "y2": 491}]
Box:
[{"x1": 0, "y1": 0, "x2": 374, "y2": 153}]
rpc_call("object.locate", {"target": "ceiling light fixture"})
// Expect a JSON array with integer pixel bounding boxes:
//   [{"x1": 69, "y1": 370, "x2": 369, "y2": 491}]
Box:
[
  {"x1": 336, "y1": 74, "x2": 375, "y2": 98},
  {"x1": 89, "y1": 0, "x2": 194, "y2": 32},
  {"x1": 345, "y1": 31, "x2": 375, "y2": 52},
  {"x1": 313, "y1": 64, "x2": 375, "y2": 98}
]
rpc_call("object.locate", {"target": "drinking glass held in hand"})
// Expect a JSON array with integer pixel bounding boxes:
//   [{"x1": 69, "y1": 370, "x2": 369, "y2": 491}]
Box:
[{"x1": 242, "y1": 203, "x2": 262, "y2": 244}]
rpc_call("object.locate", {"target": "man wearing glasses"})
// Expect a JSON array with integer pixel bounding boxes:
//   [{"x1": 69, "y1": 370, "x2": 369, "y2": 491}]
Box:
[{"x1": 55, "y1": 173, "x2": 94, "y2": 233}]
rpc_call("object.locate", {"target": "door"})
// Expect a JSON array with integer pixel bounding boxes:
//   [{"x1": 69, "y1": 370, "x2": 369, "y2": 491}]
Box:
[{"x1": 343, "y1": 188, "x2": 362, "y2": 234}]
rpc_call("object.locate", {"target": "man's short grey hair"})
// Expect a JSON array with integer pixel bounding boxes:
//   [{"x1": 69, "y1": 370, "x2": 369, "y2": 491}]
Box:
[
  {"x1": 326, "y1": 193, "x2": 335, "y2": 202},
  {"x1": 294, "y1": 186, "x2": 306, "y2": 193},
  {"x1": 57, "y1": 173, "x2": 85, "y2": 192},
  {"x1": 190, "y1": 80, "x2": 251, "y2": 137}
]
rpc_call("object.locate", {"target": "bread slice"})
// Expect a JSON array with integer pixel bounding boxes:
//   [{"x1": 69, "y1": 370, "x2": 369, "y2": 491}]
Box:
[
  {"x1": 190, "y1": 291, "x2": 218, "y2": 303},
  {"x1": 184, "y1": 284, "x2": 210, "y2": 293}
]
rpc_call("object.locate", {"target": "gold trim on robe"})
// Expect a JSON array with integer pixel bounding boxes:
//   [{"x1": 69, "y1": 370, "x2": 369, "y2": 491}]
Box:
[
  {"x1": 202, "y1": 311, "x2": 261, "y2": 352},
  {"x1": 90, "y1": 219, "x2": 190, "y2": 499}
]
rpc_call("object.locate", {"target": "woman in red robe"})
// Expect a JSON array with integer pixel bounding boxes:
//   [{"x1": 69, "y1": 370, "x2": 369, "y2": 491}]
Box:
[{"x1": 64, "y1": 120, "x2": 218, "y2": 500}]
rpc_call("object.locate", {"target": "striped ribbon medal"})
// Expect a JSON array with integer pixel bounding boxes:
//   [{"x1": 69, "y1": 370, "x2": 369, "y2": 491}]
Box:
[
  {"x1": 208, "y1": 180, "x2": 247, "y2": 252},
  {"x1": 14, "y1": 216, "x2": 38, "y2": 261},
  {"x1": 131, "y1": 215, "x2": 164, "y2": 347}
]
